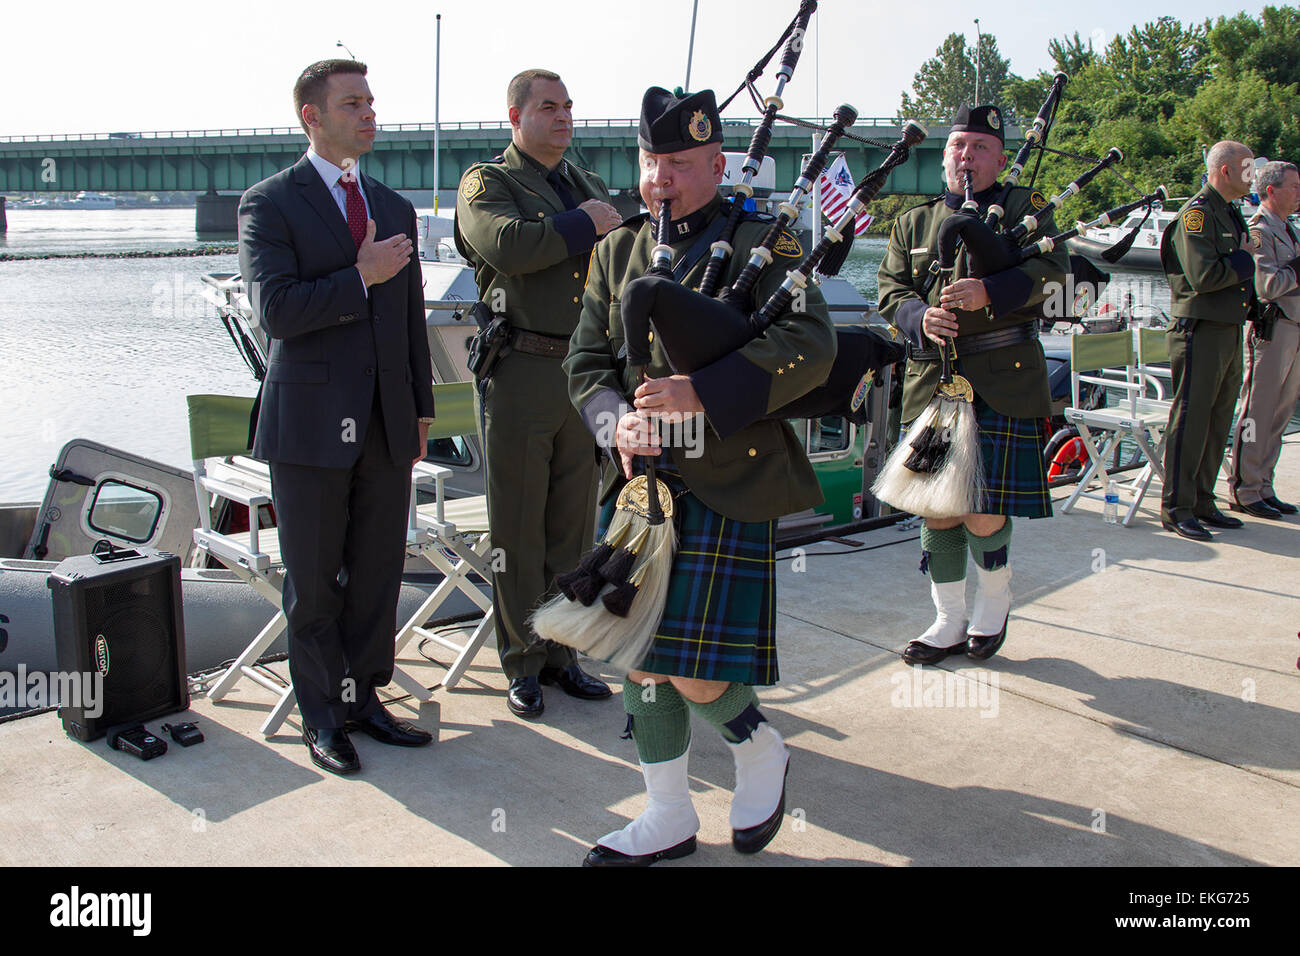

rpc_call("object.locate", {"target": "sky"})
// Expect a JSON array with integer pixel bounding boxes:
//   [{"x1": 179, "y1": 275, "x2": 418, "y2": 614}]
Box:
[{"x1": 7, "y1": 0, "x2": 1276, "y2": 137}]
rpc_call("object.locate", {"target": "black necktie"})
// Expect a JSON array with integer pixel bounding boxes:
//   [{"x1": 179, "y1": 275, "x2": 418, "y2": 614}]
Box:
[{"x1": 546, "y1": 169, "x2": 578, "y2": 211}]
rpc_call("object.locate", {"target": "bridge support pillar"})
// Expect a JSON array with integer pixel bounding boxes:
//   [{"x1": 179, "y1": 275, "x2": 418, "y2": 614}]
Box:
[
  {"x1": 1, "y1": 196, "x2": 7, "y2": 234},
  {"x1": 195, "y1": 191, "x2": 239, "y2": 238}
]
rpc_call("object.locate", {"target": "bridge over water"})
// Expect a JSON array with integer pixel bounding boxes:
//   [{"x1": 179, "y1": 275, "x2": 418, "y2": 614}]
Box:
[{"x1": 0, "y1": 118, "x2": 1021, "y2": 233}]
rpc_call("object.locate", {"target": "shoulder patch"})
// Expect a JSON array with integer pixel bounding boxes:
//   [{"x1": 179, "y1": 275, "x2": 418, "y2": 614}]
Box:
[
  {"x1": 1249, "y1": 227, "x2": 1263, "y2": 250},
  {"x1": 460, "y1": 169, "x2": 486, "y2": 203},
  {"x1": 1183, "y1": 209, "x2": 1205, "y2": 235},
  {"x1": 773, "y1": 230, "x2": 802, "y2": 258},
  {"x1": 1029, "y1": 191, "x2": 1049, "y2": 211}
]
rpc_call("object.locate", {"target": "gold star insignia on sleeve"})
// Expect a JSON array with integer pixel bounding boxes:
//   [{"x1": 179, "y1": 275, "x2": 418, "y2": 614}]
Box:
[
  {"x1": 797, "y1": 354, "x2": 804, "y2": 361},
  {"x1": 776, "y1": 367, "x2": 784, "y2": 375},
  {"x1": 788, "y1": 362, "x2": 796, "y2": 369}
]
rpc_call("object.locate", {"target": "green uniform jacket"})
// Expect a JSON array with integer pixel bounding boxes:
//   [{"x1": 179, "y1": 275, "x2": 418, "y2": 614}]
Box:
[
  {"x1": 566, "y1": 196, "x2": 836, "y2": 523},
  {"x1": 1160, "y1": 184, "x2": 1256, "y2": 324},
  {"x1": 877, "y1": 185, "x2": 1066, "y2": 422},
  {"x1": 454, "y1": 142, "x2": 611, "y2": 334}
]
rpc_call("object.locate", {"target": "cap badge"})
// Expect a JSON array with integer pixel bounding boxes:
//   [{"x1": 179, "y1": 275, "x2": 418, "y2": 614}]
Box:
[
  {"x1": 689, "y1": 109, "x2": 711, "y2": 142},
  {"x1": 987, "y1": 109, "x2": 1001, "y2": 130}
]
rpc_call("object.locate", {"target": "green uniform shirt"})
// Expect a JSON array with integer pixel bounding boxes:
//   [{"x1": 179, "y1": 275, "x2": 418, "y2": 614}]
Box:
[
  {"x1": 566, "y1": 196, "x2": 837, "y2": 523},
  {"x1": 454, "y1": 142, "x2": 611, "y2": 335},
  {"x1": 877, "y1": 184, "x2": 1066, "y2": 422},
  {"x1": 1160, "y1": 184, "x2": 1256, "y2": 324}
]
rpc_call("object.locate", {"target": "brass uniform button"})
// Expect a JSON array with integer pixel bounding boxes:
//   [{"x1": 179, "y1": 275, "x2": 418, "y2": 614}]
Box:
[
  {"x1": 648, "y1": 331, "x2": 654, "y2": 343},
  {"x1": 573, "y1": 272, "x2": 580, "y2": 279},
  {"x1": 572, "y1": 296, "x2": 579, "y2": 303},
  {"x1": 1015, "y1": 361, "x2": 1021, "y2": 368},
  {"x1": 748, "y1": 448, "x2": 757, "y2": 457}
]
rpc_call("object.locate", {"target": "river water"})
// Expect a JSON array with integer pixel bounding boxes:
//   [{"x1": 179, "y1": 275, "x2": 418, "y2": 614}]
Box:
[{"x1": 0, "y1": 206, "x2": 1172, "y2": 502}]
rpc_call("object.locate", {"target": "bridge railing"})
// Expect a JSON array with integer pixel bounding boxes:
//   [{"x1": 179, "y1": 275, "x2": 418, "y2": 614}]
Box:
[{"x1": 0, "y1": 117, "x2": 968, "y2": 144}]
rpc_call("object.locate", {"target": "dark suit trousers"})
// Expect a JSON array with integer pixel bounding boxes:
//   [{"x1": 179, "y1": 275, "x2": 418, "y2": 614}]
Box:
[
  {"x1": 269, "y1": 391, "x2": 412, "y2": 728},
  {"x1": 1161, "y1": 320, "x2": 1244, "y2": 522}
]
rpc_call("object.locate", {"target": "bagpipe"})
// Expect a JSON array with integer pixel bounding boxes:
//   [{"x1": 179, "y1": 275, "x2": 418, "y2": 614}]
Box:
[{"x1": 873, "y1": 74, "x2": 1169, "y2": 518}]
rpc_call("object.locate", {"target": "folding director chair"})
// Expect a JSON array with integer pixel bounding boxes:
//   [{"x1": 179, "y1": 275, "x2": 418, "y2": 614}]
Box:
[
  {"x1": 1058, "y1": 331, "x2": 1169, "y2": 525},
  {"x1": 392, "y1": 382, "x2": 496, "y2": 695}
]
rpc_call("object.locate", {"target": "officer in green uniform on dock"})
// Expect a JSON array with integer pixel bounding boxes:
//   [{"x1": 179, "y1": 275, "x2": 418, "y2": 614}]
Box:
[
  {"x1": 877, "y1": 104, "x2": 1065, "y2": 667},
  {"x1": 565, "y1": 86, "x2": 836, "y2": 866},
  {"x1": 1159, "y1": 140, "x2": 1256, "y2": 541},
  {"x1": 454, "y1": 69, "x2": 622, "y2": 718}
]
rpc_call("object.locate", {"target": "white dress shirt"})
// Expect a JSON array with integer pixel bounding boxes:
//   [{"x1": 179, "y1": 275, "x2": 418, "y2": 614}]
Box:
[
  {"x1": 306, "y1": 147, "x2": 372, "y2": 290},
  {"x1": 307, "y1": 147, "x2": 371, "y2": 222}
]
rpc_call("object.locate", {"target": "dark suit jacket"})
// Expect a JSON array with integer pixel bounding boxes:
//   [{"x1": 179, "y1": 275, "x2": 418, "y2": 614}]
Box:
[{"x1": 238, "y1": 154, "x2": 436, "y2": 468}]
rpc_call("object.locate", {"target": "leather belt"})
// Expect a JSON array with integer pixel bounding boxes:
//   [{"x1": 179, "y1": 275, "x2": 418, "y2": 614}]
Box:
[
  {"x1": 909, "y1": 321, "x2": 1038, "y2": 362},
  {"x1": 511, "y1": 330, "x2": 570, "y2": 358}
]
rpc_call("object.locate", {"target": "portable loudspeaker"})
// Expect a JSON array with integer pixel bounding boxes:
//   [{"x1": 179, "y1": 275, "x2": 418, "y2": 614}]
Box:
[{"x1": 47, "y1": 546, "x2": 188, "y2": 741}]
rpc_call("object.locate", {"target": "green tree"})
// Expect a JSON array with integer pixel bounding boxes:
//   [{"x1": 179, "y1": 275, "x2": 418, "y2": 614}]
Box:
[
  {"x1": 1102, "y1": 16, "x2": 1209, "y2": 121},
  {"x1": 899, "y1": 32, "x2": 1017, "y2": 120},
  {"x1": 1048, "y1": 33, "x2": 1097, "y2": 76},
  {"x1": 1167, "y1": 70, "x2": 1300, "y2": 173},
  {"x1": 1205, "y1": 6, "x2": 1300, "y2": 88}
]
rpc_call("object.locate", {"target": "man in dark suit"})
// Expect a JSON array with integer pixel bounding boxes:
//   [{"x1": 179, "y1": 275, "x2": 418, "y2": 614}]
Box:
[{"x1": 238, "y1": 59, "x2": 435, "y2": 775}]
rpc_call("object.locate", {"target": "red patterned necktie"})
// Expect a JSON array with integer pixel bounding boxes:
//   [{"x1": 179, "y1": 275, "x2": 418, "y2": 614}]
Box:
[{"x1": 340, "y1": 175, "x2": 367, "y2": 250}]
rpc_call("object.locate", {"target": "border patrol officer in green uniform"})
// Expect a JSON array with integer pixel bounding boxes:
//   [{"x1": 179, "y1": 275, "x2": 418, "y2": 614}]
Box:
[
  {"x1": 566, "y1": 87, "x2": 836, "y2": 866},
  {"x1": 454, "y1": 69, "x2": 622, "y2": 718},
  {"x1": 1159, "y1": 140, "x2": 1256, "y2": 541},
  {"x1": 877, "y1": 105, "x2": 1066, "y2": 667}
]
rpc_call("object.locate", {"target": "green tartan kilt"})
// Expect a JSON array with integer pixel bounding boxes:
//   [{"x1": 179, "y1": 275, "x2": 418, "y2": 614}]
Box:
[
  {"x1": 598, "y1": 471, "x2": 778, "y2": 685},
  {"x1": 972, "y1": 395, "x2": 1052, "y2": 518}
]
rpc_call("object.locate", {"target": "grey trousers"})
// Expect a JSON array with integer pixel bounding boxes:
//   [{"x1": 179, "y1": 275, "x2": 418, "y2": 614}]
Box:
[{"x1": 1229, "y1": 318, "x2": 1300, "y2": 503}]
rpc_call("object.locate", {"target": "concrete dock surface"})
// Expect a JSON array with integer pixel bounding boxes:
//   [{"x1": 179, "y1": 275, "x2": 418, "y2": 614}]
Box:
[{"x1": 2, "y1": 437, "x2": 1297, "y2": 868}]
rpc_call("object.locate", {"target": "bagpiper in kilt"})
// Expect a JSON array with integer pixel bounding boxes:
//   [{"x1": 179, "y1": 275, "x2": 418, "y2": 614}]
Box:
[
  {"x1": 877, "y1": 104, "x2": 1066, "y2": 668},
  {"x1": 565, "y1": 86, "x2": 836, "y2": 866}
]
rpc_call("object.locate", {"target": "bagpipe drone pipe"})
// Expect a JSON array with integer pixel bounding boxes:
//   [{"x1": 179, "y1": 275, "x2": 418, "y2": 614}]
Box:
[{"x1": 619, "y1": 119, "x2": 926, "y2": 427}]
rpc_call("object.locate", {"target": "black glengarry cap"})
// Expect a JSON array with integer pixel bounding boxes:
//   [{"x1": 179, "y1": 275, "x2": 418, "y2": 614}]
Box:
[
  {"x1": 638, "y1": 86, "x2": 724, "y2": 153},
  {"x1": 951, "y1": 104, "x2": 1005, "y2": 145}
]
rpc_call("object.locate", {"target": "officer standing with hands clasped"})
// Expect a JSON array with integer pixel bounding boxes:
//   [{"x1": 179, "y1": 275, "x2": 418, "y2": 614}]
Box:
[
  {"x1": 877, "y1": 104, "x2": 1065, "y2": 666},
  {"x1": 565, "y1": 86, "x2": 836, "y2": 866},
  {"x1": 454, "y1": 69, "x2": 621, "y2": 719},
  {"x1": 1160, "y1": 140, "x2": 1256, "y2": 541}
]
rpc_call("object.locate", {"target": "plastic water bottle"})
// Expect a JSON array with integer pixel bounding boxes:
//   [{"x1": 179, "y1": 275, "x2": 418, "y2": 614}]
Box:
[{"x1": 1104, "y1": 481, "x2": 1119, "y2": 524}]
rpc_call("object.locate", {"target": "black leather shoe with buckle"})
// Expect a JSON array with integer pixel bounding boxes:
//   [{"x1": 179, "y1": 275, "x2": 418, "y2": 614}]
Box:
[
  {"x1": 507, "y1": 676, "x2": 545, "y2": 719},
  {"x1": 303, "y1": 726, "x2": 360, "y2": 775},
  {"x1": 583, "y1": 836, "x2": 698, "y2": 867},
  {"x1": 345, "y1": 707, "x2": 432, "y2": 747},
  {"x1": 539, "y1": 664, "x2": 612, "y2": 700},
  {"x1": 901, "y1": 640, "x2": 967, "y2": 666},
  {"x1": 967, "y1": 613, "x2": 1010, "y2": 661},
  {"x1": 1162, "y1": 517, "x2": 1212, "y2": 541}
]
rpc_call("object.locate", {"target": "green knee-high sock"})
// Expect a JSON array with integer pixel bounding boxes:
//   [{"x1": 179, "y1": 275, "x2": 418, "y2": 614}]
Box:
[
  {"x1": 623, "y1": 680, "x2": 691, "y2": 763},
  {"x1": 968, "y1": 518, "x2": 1012, "y2": 570},
  {"x1": 920, "y1": 524, "x2": 968, "y2": 583},
  {"x1": 686, "y1": 682, "x2": 765, "y2": 743}
]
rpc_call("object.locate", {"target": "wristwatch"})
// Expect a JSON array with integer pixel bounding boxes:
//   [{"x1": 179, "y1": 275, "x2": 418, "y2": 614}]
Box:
[{"x1": 418, "y1": 417, "x2": 436, "y2": 424}]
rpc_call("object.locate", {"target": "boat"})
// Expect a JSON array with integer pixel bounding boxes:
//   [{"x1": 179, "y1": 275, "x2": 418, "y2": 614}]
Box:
[
  {"x1": 58, "y1": 191, "x2": 117, "y2": 210},
  {"x1": 1066, "y1": 208, "x2": 1177, "y2": 272}
]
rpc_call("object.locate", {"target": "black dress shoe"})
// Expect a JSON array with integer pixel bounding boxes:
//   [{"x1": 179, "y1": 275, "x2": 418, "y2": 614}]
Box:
[
  {"x1": 1162, "y1": 517, "x2": 1212, "y2": 541},
  {"x1": 583, "y1": 836, "x2": 697, "y2": 867},
  {"x1": 303, "y1": 726, "x2": 360, "y2": 776},
  {"x1": 1263, "y1": 496, "x2": 1298, "y2": 515},
  {"x1": 1230, "y1": 498, "x2": 1283, "y2": 520},
  {"x1": 507, "y1": 676, "x2": 544, "y2": 719},
  {"x1": 1195, "y1": 507, "x2": 1243, "y2": 529},
  {"x1": 967, "y1": 613, "x2": 1010, "y2": 661},
  {"x1": 733, "y1": 763, "x2": 788, "y2": 855},
  {"x1": 346, "y1": 707, "x2": 432, "y2": 747},
  {"x1": 901, "y1": 640, "x2": 967, "y2": 666},
  {"x1": 539, "y1": 664, "x2": 612, "y2": 700}
]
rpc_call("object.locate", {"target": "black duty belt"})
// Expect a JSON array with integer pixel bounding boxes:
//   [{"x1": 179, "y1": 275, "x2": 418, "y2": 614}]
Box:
[
  {"x1": 512, "y1": 329, "x2": 570, "y2": 358},
  {"x1": 909, "y1": 321, "x2": 1038, "y2": 362}
]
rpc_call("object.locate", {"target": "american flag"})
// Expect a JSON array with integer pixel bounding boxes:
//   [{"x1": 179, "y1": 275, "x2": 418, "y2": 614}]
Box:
[{"x1": 818, "y1": 155, "x2": 872, "y2": 236}]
